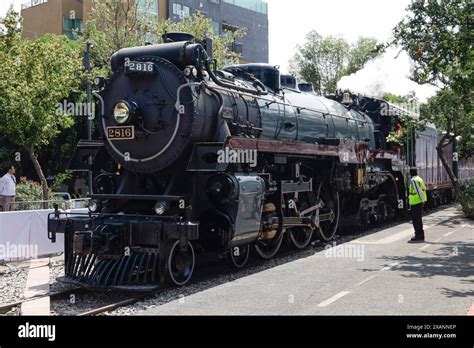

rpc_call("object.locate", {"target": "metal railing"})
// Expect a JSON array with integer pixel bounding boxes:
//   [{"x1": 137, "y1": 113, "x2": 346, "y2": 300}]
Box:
[
  {"x1": 21, "y1": 0, "x2": 48, "y2": 11},
  {"x1": 1, "y1": 198, "x2": 90, "y2": 212}
]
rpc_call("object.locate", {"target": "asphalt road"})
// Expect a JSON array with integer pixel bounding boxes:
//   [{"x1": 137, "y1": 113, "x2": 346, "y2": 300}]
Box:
[{"x1": 140, "y1": 207, "x2": 473, "y2": 315}]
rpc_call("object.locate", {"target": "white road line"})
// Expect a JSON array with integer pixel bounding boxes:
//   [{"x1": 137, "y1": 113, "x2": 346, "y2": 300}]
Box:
[
  {"x1": 443, "y1": 225, "x2": 467, "y2": 237},
  {"x1": 354, "y1": 275, "x2": 377, "y2": 287},
  {"x1": 317, "y1": 291, "x2": 351, "y2": 307},
  {"x1": 419, "y1": 244, "x2": 431, "y2": 251}
]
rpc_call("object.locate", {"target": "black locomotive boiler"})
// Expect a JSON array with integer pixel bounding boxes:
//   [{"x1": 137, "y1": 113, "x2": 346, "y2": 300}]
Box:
[{"x1": 48, "y1": 33, "x2": 428, "y2": 290}]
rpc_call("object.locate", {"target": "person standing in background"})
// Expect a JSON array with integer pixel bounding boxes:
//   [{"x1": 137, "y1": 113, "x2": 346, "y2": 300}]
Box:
[
  {"x1": 0, "y1": 165, "x2": 17, "y2": 212},
  {"x1": 408, "y1": 167, "x2": 427, "y2": 243}
]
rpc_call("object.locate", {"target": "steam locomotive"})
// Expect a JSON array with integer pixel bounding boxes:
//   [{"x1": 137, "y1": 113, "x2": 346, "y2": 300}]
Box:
[{"x1": 48, "y1": 33, "x2": 471, "y2": 291}]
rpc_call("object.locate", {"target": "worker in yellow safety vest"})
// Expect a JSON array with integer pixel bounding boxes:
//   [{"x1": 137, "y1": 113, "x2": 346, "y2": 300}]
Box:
[{"x1": 408, "y1": 168, "x2": 427, "y2": 243}]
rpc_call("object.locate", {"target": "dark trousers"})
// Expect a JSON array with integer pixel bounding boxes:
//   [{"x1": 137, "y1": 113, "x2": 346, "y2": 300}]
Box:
[{"x1": 410, "y1": 203, "x2": 424, "y2": 238}]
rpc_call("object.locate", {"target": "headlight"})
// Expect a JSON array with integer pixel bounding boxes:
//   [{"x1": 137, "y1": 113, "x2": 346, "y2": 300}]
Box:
[
  {"x1": 88, "y1": 199, "x2": 99, "y2": 213},
  {"x1": 113, "y1": 101, "x2": 131, "y2": 124}
]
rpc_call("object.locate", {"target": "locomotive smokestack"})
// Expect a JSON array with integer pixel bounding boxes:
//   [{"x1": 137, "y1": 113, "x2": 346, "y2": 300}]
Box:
[{"x1": 162, "y1": 32, "x2": 195, "y2": 43}]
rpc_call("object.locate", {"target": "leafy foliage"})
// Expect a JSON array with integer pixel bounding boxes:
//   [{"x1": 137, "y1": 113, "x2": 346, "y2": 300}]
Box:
[
  {"x1": 77, "y1": 0, "x2": 158, "y2": 76},
  {"x1": 51, "y1": 171, "x2": 74, "y2": 192},
  {"x1": 0, "y1": 7, "x2": 82, "y2": 200},
  {"x1": 393, "y1": 0, "x2": 473, "y2": 217},
  {"x1": 393, "y1": 0, "x2": 472, "y2": 100},
  {"x1": 382, "y1": 93, "x2": 427, "y2": 148},
  {"x1": 155, "y1": 14, "x2": 246, "y2": 69},
  {"x1": 290, "y1": 31, "x2": 381, "y2": 95},
  {"x1": 79, "y1": 1, "x2": 246, "y2": 77},
  {"x1": 15, "y1": 177, "x2": 46, "y2": 205},
  {"x1": 459, "y1": 178, "x2": 474, "y2": 219},
  {"x1": 393, "y1": 0, "x2": 473, "y2": 155},
  {"x1": 421, "y1": 88, "x2": 473, "y2": 158}
]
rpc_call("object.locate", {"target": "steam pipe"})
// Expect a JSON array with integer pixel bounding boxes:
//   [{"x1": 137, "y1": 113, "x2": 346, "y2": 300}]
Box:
[{"x1": 204, "y1": 60, "x2": 268, "y2": 96}]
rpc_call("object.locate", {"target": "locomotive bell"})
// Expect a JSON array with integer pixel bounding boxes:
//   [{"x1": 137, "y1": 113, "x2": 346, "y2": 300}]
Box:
[{"x1": 342, "y1": 92, "x2": 353, "y2": 105}]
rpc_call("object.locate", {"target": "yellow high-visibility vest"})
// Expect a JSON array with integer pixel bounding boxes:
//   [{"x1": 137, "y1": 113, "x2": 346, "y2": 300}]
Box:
[{"x1": 409, "y1": 176, "x2": 427, "y2": 206}]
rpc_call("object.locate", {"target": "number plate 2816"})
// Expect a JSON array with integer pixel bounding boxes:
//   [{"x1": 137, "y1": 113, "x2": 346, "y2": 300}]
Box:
[
  {"x1": 126, "y1": 61, "x2": 155, "y2": 75},
  {"x1": 107, "y1": 126, "x2": 135, "y2": 140}
]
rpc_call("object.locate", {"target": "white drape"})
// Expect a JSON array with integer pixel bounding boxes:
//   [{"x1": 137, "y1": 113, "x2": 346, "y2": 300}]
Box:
[{"x1": 0, "y1": 208, "x2": 87, "y2": 262}]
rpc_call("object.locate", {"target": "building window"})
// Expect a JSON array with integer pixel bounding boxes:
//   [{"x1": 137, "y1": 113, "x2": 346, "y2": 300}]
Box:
[
  {"x1": 222, "y1": 0, "x2": 268, "y2": 15},
  {"x1": 172, "y1": 3, "x2": 191, "y2": 19},
  {"x1": 63, "y1": 18, "x2": 83, "y2": 40},
  {"x1": 21, "y1": 0, "x2": 49, "y2": 10},
  {"x1": 211, "y1": 21, "x2": 220, "y2": 36},
  {"x1": 222, "y1": 22, "x2": 240, "y2": 35}
]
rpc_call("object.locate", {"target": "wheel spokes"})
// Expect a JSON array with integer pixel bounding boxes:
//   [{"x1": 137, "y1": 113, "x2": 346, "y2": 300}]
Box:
[
  {"x1": 168, "y1": 241, "x2": 195, "y2": 286},
  {"x1": 255, "y1": 232, "x2": 283, "y2": 259},
  {"x1": 230, "y1": 244, "x2": 250, "y2": 268},
  {"x1": 317, "y1": 181, "x2": 339, "y2": 241},
  {"x1": 288, "y1": 227, "x2": 313, "y2": 249}
]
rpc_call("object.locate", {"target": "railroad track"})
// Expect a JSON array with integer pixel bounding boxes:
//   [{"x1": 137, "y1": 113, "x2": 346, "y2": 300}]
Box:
[
  {"x1": 0, "y1": 285, "x2": 162, "y2": 316},
  {"x1": 0, "y1": 287, "x2": 84, "y2": 315},
  {"x1": 77, "y1": 291, "x2": 163, "y2": 316}
]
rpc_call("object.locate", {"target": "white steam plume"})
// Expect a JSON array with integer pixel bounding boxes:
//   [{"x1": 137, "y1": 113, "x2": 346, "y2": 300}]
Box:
[{"x1": 337, "y1": 47, "x2": 438, "y2": 103}]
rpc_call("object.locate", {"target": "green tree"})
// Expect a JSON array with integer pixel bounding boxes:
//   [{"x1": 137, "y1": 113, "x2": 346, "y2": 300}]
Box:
[
  {"x1": 420, "y1": 88, "x2": 473, "y2": 213},
  {"x1": 393, "y1": 0, "x2": 473, "y2": 215},
  {"x1": 382, "y1": 92, "x2": 428, "y2": 149},
  {"x1": 393, "y1": 0, "x2": 472, "y2": 94},
  {"x1": 290, "y1": 31, "x2": 380, "y2": 95},
  {"x1": 0, "y1": 8, "x2": 82, "y2": 202},
  {"x1": 77, "y1": 0, "x2": 158, "y2": 75},
  {"x1": 344, "y1": 37, "x2": 381, "y2": 76},
  {"x1": 80, "y1": 0, "x2": 246, "y2": 76},
  {"x1": 382, "y1": 92, "x2": 418, "y2": 106},
  {"x1": 154, "y1": 14, "x2": 246, "y2": 68}
]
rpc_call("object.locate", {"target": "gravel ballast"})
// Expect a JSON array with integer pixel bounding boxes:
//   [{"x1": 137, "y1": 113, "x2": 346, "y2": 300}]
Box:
[{"x1": 0, "y1": 267, "x2": 29, "y2": 305}]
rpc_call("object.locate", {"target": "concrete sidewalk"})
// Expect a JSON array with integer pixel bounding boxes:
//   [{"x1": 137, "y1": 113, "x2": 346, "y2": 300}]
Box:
[{"x1": 139, "y1": 207, "x2": 473, "y2": 315}]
